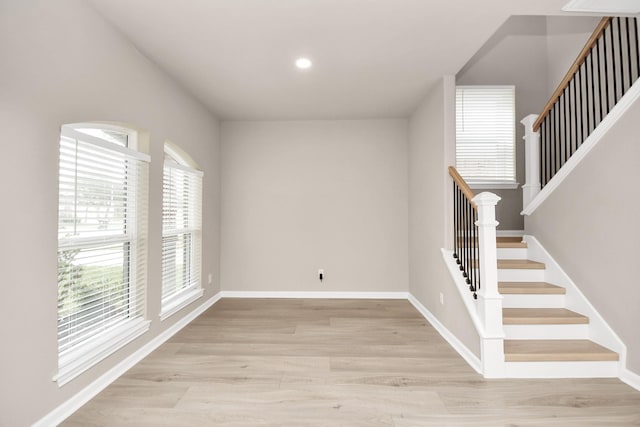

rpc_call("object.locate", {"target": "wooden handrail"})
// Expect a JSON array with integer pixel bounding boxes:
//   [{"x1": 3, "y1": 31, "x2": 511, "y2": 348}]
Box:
[
  {"x1": 448, "y1": 166, "x2": 476, "y2": 208},
  {"x1": 533, "y1": 17, "x2": 612, "y2": 131}
]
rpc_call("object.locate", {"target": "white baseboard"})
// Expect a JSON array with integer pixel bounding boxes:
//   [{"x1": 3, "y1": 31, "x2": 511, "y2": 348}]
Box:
[
  {"x1": 220, "y1": 290, "x2": 409, "y2": 299},
  {"x1": 621, "y1": 368, "x2": 640, "y2": 392},
  {"x1": 407, "y1": 294, "x2": 482, "y2": 374},
  {"x1": 33, "y1": 292, "x2": 222, "y2": 427}
]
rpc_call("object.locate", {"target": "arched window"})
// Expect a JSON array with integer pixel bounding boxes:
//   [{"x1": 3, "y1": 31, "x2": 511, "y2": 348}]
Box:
[
  {"x1": 161, "y1": 142, "x2": 203, "y2": 320},
  {"x1": 56, "y1": 123, "x2": 150, "y2": 386}
]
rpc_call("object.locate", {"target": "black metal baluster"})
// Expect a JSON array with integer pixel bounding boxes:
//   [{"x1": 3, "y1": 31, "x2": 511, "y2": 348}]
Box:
[
  {"x1": 540, "y1": 119, "x2": 546, "y2": 188},
  {"x1": 595, "y1": 40, "x2": 602, "y2": 126},
  {"x1": 571, "y1": 77, "x2": 576, "y2": 157},
  {"x1": 603, "y1": 23, "x2": 611, "y2": 115},
  {"x1": 453, "y1": 185, "x2": 458, "y2": 261},
  {"x1": 634, "y1": 18, "x2": 640, "y2": 83},
  {"x1": 473, "y1": 208, "x2": 479, "y2": 297},
  {"x1": 612, "y1": 20, "x2": 620, "y2": 103},
  {"x1": 590, "y1": 49, "x2": 597, "y2": 133},
  {"x1": 625, "y1": 18, "x2": 632, "y2": 93}
]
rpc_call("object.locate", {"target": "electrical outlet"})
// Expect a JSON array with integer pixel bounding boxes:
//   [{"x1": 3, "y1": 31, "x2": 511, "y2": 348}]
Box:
[
  {"x1": 318, "y1": 269, "x2": 324, "y2": 282},
  {"x1": 439, "y1": 292, "x2": 444, "y2": 305}
]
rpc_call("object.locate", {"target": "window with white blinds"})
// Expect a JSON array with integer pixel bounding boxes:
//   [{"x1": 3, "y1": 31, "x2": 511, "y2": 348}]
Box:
[
  {"x1": 456, "y1": 86, "x2": 516, "y2": 186},
  {"x1": 161, "y1": 146, "x2": 203, "y2": 320},
  {"x1": 56, "y1": 124, "x2": 150, "y2": 386}
]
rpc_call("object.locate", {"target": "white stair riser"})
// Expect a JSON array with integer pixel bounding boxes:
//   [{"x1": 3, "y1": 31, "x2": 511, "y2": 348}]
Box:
[
  {"x1": 498, "y1": 269, "x2": 545, "y2": 281},
  {"x1": 503, "y1": 324, "x2": 589, "y2": 340},
  {"x1": 501, "y1": 294, "x2": 565, "y2": 308},
  {"x1": 504, "y1": 361, "x2": 619, "y2": 378},
  {"x1": 497, "y1": 247, "x2": 528, "y2": 259}
]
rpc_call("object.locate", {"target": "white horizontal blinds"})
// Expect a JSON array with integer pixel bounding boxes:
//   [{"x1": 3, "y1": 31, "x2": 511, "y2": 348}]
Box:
[
  {"x1": 57, "y1": 126, "x2": 148, "y2": 356},
  {"x1": 162, "y1": 160, "x2": 202, "y2": 304},
  {"x1": 456, "y1": 86, "x2": 516, "y2": 182}
]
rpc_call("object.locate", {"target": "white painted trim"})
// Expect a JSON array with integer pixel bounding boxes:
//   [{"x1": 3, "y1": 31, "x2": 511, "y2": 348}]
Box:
[
  {"x1": 522, "y1": 79, "x2": 640, "y2": 216},
  {"x1": 523, "y1": 236, "x2": 627, "y2": 368},
  {"x1": 504, "y1": 361, "x2": 619, "y2": 378},
  {"x1": 220, "y1": 291, "x2": 408, "y2": 299},
  {"x1": 496, "y1": 230, "x2": 524, "y2": 237},
  {"x1": 159, "y1": 287, "x2": 204, "y2": 321},
  {"x1": 407, "y1": 293, "x2": 482, "y2": 374},
  {"x1": 34, "y1": 293, "x2": 222, "y2": 427},
  {"x1": 621, "y1": 368, "x2": 640, "y2": 392},
  {"x1": 55, "y1": 318, "x2": 150, "y2": 387}
]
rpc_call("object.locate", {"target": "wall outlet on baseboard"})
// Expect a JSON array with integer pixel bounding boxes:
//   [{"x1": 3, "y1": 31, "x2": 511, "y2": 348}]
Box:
[{"x1": 439, "y1": 292, "x2": 444, "y2": 305}]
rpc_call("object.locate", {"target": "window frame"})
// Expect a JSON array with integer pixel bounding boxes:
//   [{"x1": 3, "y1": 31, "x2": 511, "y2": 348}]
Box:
[
  {"x1": 455, "y1": 85, "x2": 518, "y2": 189},
  {"x1": 55, "y1": 123, "x2": 150, "y2": 387},
  {"x1": 160, "y1": 143, "x2": 203, "y2": 321}
]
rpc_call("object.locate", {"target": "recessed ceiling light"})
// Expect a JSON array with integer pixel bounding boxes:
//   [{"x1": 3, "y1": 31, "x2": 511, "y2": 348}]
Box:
[
  {"x1": 295, "y1": 57, "x2": 312, "y2": 70},
  {"x1": 563, "y1": 0, "x2": 640, "y2": 13}
]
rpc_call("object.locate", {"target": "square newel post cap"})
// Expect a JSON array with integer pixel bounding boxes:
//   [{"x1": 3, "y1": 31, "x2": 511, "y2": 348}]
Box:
[
  {"x1": 472, "y1": 192, "x2": 501, "y2": 207},
  {"x1": 520, "y1": 114, "x2": 539, "y2": 128}
]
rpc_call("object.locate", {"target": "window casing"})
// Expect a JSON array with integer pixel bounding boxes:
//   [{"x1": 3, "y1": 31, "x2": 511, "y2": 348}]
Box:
[
  {"x1": 56, "y1": 123, "x2": 150, "y2": 386},
  {"x1": 456, "y1": 85, "x2": 517, "y2": 188},
  {"x1": 161, "y1": 145, "x2": 203, "y2": 320}
]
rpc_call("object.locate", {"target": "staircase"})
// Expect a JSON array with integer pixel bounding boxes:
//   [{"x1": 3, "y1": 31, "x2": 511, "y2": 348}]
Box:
[{"x1": 496, "y1": 237, "x2": 619, "y2": 377}]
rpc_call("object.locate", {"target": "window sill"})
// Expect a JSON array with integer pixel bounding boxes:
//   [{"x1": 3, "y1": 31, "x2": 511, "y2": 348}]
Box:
[
  {"x1": 54, "y1": 318, "x2": 150, "y2": 387},
  {"x1": 468, "y1": 182, "x2": 520, "y2": 190},
  {"x1": 160, "y1": 287, "x2": 204, "y2": 321}
]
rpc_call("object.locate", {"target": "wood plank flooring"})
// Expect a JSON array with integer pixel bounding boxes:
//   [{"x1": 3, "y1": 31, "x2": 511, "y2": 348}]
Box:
[{"x1": 61, "y1": 299, "x2": 640, "y2": 426}]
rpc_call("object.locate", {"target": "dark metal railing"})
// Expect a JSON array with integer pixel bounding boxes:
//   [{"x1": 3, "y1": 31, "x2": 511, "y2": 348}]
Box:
[
  {"x1": 534, "y1": 17, "x2": 640, "y2": 188},
  {"x1": 449, "y1": 166, "x2": 479, "y2": 299}
]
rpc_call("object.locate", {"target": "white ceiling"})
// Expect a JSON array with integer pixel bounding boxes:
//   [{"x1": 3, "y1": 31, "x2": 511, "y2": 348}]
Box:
[{"x1": 89, "y1": 0, "x2": 572, "y2": 120}]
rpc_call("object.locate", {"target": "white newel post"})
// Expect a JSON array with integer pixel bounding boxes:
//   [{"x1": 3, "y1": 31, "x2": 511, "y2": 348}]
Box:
[
  {"x1": 521, "y1": 114, "x2": 541, "y2": 209},
  {"x1": 472, "y1": 191, "x2": 505, "y2": 378}
]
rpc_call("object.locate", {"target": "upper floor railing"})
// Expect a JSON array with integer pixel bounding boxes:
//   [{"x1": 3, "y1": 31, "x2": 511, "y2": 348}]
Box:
[{"x1": 533, "y1": 17, "x2": 639, "y2": 189}]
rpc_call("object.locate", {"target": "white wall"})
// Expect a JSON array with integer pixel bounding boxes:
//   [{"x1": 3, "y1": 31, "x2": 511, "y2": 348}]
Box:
[
  {"x1": 220, "y1": 120, "x2": 408, "y2": 293},
  {"x1": 0, "y1": 1, "x2": 220, "y2": 425},
  {"x1": 525, "y1": 97, "x2": 640, "y2": 375},
  {"x1": 457, "y1": 16, "x2": 550, "y2": 231},
  {"x1": 408, "y1": 77, "x2": 480, "y2": 358},
  {"x1": 545, "y1": 16, "x2": 602, "y2": 95}
]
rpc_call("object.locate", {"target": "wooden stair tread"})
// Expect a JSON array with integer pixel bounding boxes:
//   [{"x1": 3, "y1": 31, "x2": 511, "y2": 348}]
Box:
[
  {"x1": 504, "y1": 339, "x2": 619, "y2": 362},
  {"x1": 503, "y1": 308, "x2": 588, "y2": 324},
  {"x1": 499, "y1": 282, "x2": 565, "y2": 294},
  {"x1": 497, "y1": 236, "x2": 527, "y2": 248},
  {"x1": 498, "y1": 259, "x2": 545, "y2": 270}
]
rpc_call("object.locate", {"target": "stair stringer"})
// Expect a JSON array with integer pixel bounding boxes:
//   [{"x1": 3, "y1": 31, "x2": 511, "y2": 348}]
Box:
[
  {"x1": 522, "y1": 235, "x2": 626, "y2": 371},
  {"x1": 440, "y1": 248, "x2": 506, "y2": 378}
]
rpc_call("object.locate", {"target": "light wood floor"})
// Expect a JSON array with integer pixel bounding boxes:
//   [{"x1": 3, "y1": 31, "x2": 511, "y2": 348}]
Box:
[{"x1": 62, "y1": 299, "x2": 640, "y2": 426}]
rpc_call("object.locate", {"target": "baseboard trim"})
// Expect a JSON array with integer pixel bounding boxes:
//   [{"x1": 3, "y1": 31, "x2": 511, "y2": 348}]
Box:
[
  {"x1": 407, "y1": 293, "x2": 482, "y2": 374},
  {"x1": 621, "y1": 368, "x2": 640, "y2": 392},
  {"x1": 220, "y1": 291, "x2": 409, "y2": 299},
  {"x1": 33, "y1": 292, "x2": 222, "y2": 427}
]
